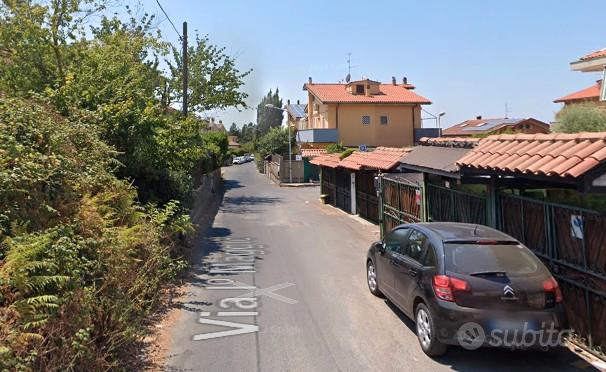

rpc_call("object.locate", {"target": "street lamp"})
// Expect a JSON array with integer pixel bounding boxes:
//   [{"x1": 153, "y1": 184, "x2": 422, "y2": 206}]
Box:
[
  {"x1": 265, "y1": 104, "x2": 292, "y2": 183},
  {"x1": 422, "y1": 109, "x2": 446, "y2": 135},
  {"x1": 437, "y1": 112, "x2": 446, "y2": 130}
]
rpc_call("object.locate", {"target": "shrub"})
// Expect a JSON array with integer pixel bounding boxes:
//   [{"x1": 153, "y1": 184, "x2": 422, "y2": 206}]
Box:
[
  {"x1": 326, "y1": 142, "x2": 345, "y2": 153},
  {"x1": 553, "y1": 103, "x2": 606, "y2": 133},
  {"x1": 340, "y1": 148, "x2": 355, "y2": 159},
  {"x1": 0, "y1": 97, "x2": 193, "y2": 370}
]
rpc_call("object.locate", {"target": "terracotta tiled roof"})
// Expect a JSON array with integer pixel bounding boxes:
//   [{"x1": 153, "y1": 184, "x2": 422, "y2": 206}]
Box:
[
  {"x1": 309, "y1": 153, "x2": 341, "y2": 168},
  {"x1": 305, "y1": 83, "x2": 431, "y2": 104},
  {"x1": 554, "y1": 80, "x2": 602, "y2": 103},
  {"x1": 442, "y1": 118, "x2": 549, "y2": 137},
  {"x1": 419, "y1": 137, "x2": 481, "y2": 148},
  {"x1": 457, "y1": 133, "x2": 606, "y2": 178},
  {"x1": 300, "y1": 148, "x2": 327, "y2": 158},
  {"x1": 580, "y1": 48, "x2": 606, "y2": 61},
  {"x1": 339, "y1": 147, "x2": 412, "y2": 171}
]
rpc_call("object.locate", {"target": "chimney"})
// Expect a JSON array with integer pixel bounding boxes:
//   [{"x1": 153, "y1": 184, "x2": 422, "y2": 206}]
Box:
[
  {"x1": 287, "y1": 99, "x2": 291, "y2": 105},
  {"x1": 297, "y1": 99, "x2": 300, "y2": 105},
  {"x1": 402, "y1": 77, "x2": 408, "y2": 85},
  {"x1": 392, "y1": 76, "x2": 397, "y2": 85},
  {"x1": 476, "y1": 115, "x2": 482, "y2": 120},
  {"x1": 308, "y1": 77, "x2": 312, "y2": 84}
]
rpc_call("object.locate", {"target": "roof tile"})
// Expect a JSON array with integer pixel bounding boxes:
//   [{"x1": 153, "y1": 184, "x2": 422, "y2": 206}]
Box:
[
  {"x1": 580, "y1": 48, "x2": 606, "y2": 61},
  {"x1": 305, "y1": 83, "x2": 431, "y2": 104},
  {"x1": 300, "y1": 148, "x2": 327, "y2": 158},
  {"x1": 554, "y1": 81, "x2": 602, "y2": 103},
  {"x1": 457, "y1": 132, "x2": 606, "y2": 178},
  {"x1": 309, "y1": 153, "x2": 341, "y2": 168}
]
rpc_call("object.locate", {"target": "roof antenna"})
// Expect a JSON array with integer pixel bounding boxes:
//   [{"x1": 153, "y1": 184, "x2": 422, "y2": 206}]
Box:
[
  {"x1": 473, "y1": 224, "x2": 479, "y2": 236},
  {"x1": 505, "y1": 102, "x2": 509, "y2": 119},
  {"x1": 345, "y1": 52, "x2": 356, "y2": 82}
]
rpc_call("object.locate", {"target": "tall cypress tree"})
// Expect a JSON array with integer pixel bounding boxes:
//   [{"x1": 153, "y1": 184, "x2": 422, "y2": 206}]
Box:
[{"x1": 256, "y1": 88, "x2": 283, "y2": 135}]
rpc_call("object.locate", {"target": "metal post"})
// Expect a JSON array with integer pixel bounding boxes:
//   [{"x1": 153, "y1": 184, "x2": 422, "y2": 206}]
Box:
[
  {"x1": 288, "y1": 121, "x2": 292, "y2": 183},
  {"x1": 182, "y1": 21, "x2": 188, "y2": 117}
]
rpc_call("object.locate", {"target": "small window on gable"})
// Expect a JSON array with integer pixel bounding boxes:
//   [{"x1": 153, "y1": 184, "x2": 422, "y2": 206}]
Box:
[
  {"x1": 362, "y1": 115, "x2": 371, "y2": 125},
  {"x1": 356, "y1": 85, "x2": 365, "y2": 94},
  {"x1": 380, "y1": 116, "x2": 388, "y2": 125}
]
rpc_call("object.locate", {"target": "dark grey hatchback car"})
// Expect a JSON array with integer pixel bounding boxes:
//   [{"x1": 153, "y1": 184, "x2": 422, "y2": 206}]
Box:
[{"x1": 366, "y1": 222, "x2": 566, "y2": 357}]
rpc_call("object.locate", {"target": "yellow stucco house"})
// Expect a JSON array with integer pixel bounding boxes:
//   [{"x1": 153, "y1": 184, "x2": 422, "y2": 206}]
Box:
[{"x1": 299, "y1": 77, "x2": 431, "y2": 148}]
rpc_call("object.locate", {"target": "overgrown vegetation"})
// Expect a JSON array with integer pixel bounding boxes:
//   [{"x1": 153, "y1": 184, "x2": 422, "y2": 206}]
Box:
[
  {"x1": 0, "y1": 0, "x2": 249, "y2": 369},
  {"x1": 325, "y1": 142, "x2": 346, "y2": 154},
  {"x1": 553, "y1": 103, "x2": 606, "y2": 133}
]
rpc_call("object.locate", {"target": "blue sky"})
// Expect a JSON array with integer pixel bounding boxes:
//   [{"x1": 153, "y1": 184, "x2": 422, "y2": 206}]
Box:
[{"x1": 136, "y1": 0, "x2": 605, "y2": 129}]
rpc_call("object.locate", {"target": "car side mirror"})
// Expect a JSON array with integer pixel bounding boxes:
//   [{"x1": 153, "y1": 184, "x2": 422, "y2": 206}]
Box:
[{"x1": 376, "y1": 241, "x2": 386, "y2": 254}]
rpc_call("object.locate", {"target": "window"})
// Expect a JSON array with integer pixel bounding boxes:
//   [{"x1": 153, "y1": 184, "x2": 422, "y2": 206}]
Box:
[
  {"x1": 405, "y1": 229, "x2": 436, "y2": 266},
  {"x1": 405, "y1": 230, "x2": 428, "y2": 261},
  {"x1": 380, "y1": 115, "x2": 388, "y2": 125},
  {"x1": 444, "y1": 242, "x2": 542, "y2": 275},
  {"x1": 356, "y1": 85, "x2": 365, "y2": 94},
  {"x1": 383, "y1": 228, "x2": 409, "y2": 253},
  {"x1": 423, "y1": 245, "x2": 437, "y2": 267},
  {"x1": 362, "y1": 115, "x2": 371, "y2": 125}
]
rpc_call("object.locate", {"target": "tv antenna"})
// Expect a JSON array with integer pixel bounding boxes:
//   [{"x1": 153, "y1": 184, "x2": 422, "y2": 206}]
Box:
[
  {"x1": 505, "y1": 102, "x2": 510, "y2": 118},
  {"x1": 346, "y1": 52, "x2": 357, "y2": 83}
]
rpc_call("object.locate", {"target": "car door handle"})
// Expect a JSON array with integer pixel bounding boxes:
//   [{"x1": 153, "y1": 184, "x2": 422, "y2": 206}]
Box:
[{"x1": 409, "y1": 270, "x2": 418, "y2": 277}]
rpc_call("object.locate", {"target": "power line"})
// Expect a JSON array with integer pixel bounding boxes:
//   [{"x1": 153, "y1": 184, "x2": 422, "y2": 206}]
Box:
[{"x1": 155, "y1": 0, "x2": 181, "y2": 40}]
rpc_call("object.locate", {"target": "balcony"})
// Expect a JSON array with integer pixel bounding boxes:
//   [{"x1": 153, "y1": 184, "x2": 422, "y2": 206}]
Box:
[{"x1": 296, "y1": 128, "x2": 339, "y2": 143}]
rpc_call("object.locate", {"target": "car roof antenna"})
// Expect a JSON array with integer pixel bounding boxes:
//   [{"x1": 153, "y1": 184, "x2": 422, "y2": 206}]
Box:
[{"x1": 473, "y1": 224, "x2": 479, "y2": 236}]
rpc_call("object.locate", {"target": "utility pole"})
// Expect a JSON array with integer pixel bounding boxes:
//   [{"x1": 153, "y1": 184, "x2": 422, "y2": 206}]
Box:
[{"x1": 182, "y1": 21, "x2": 188, "y2": 117}]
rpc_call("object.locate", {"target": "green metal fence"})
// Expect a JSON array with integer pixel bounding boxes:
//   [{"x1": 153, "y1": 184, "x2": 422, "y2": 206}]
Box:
[
  {"x1": 427, "y1": 184, "x2": 489, "y2": 225},
  {"x1": 498, "y1": 193, "x2": 606, "y2": 354}
]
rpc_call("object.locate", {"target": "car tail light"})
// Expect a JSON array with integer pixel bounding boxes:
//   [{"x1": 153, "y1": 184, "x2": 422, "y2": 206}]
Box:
[
  {"x1": 432, "y1": 275, "x2": 471, "y2": 302},
  {"x1": 543, "y1": 277, "x2": 563, "y2": 303}
]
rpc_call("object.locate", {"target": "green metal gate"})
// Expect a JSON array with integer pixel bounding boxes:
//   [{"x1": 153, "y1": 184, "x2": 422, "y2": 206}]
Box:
[{"x1": 379, "y1": 175, "x2": 424, "y2": 237}]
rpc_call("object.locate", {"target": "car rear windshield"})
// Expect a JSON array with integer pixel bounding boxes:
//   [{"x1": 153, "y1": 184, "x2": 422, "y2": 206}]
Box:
[{"x1": 443, "y1": 242, "x2": 541, "y2": 275}]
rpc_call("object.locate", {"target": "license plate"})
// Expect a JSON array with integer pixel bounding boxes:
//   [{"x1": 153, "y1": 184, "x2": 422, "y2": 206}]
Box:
[{"x1": 489, "y1": 319, "x2": 537, "y2": 332}]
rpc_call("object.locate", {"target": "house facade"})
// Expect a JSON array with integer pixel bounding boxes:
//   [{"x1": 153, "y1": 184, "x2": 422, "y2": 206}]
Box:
[
  {"x1": 554, "y1": 48, "x2": 606, "y2": 106},
  {"x1": 442, "y1": 116, "x2": 550, "y2": 137},
  {"x1": 285, "y1": 100, "x2": 308, "y2": 131},
  {"x1": 299, "y1": 77, "x2": 431, "y2": 148}
]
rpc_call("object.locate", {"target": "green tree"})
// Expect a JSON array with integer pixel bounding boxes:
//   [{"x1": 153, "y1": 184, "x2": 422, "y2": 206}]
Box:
[
  {"x1": 229, "y1": 122, "x2": 240, "y2": 137},
  {"x1": 553, "y1": 103, "x2": 606, "y2": 133},
  {"x1": 256, "y1": 127, "x2": 291, "y2": 157},
  {"x1": 0, "y1": 0, "x2": 106, "y2": 95},
  {"x1": 256, "y1": 88, "x2": 283, "y2": 135},
  {"x1": 168, "y1": 34, "x2": 251, "y2": 113},
  {"x1": 240, "y1": 121, "x2": 258, "y2": 143}
]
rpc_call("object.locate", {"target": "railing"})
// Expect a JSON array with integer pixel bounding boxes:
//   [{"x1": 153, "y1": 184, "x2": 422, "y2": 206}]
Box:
[{"x1": 296, "y1": 128, "x2": 339, "y2": 143}]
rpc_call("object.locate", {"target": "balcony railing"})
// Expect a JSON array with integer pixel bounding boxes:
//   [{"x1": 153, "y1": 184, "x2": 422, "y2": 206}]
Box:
[{"x1": 296, "y1": 128, "x2": 339, "y2": 143}]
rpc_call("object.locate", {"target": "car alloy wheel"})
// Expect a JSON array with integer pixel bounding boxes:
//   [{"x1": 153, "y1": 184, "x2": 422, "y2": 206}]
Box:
[
  {"x1": 367, "y1": 261, "x2": 382, "y2": 297},
  {"x1": 416, "y1": 308, "x2": 432, "y2": 349},
  {"x1": 367, "y1": 263, "x2": 377, "y2": 291},
  {"x1": 415, "y1": 303, "x2": 447, "y2": 356}
]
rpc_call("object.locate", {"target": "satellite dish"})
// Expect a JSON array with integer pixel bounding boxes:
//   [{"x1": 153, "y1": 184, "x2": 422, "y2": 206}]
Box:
[{"x1": 345, "y1": 73, "x2": 351, "y2": 83}]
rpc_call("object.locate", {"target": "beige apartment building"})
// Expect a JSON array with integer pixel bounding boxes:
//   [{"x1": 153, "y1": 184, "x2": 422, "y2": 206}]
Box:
[{"x1": 299, "y1": 77, "x2": 431, "y2": 148}]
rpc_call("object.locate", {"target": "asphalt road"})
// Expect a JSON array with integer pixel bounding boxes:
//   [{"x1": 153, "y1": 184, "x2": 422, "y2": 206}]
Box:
[{"x1": 165, "y1": 162, "x2": 598, "y2": 372}]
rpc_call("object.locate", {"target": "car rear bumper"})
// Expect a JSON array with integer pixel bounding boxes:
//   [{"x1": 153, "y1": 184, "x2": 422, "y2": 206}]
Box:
[{"x1": 430, "y1": 300, "x2": 567, "y2": 349}]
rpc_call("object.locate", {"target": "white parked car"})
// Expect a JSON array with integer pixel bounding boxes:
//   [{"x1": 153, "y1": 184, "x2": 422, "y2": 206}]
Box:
[{"x1": 232, "y1": 156, "x2": 244, "y2": 165}]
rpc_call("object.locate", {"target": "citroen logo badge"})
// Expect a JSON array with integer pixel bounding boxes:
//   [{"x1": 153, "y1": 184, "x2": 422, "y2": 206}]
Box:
[{"x1": 503, "y1": 285, "x2": 515, "y2": 297}]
